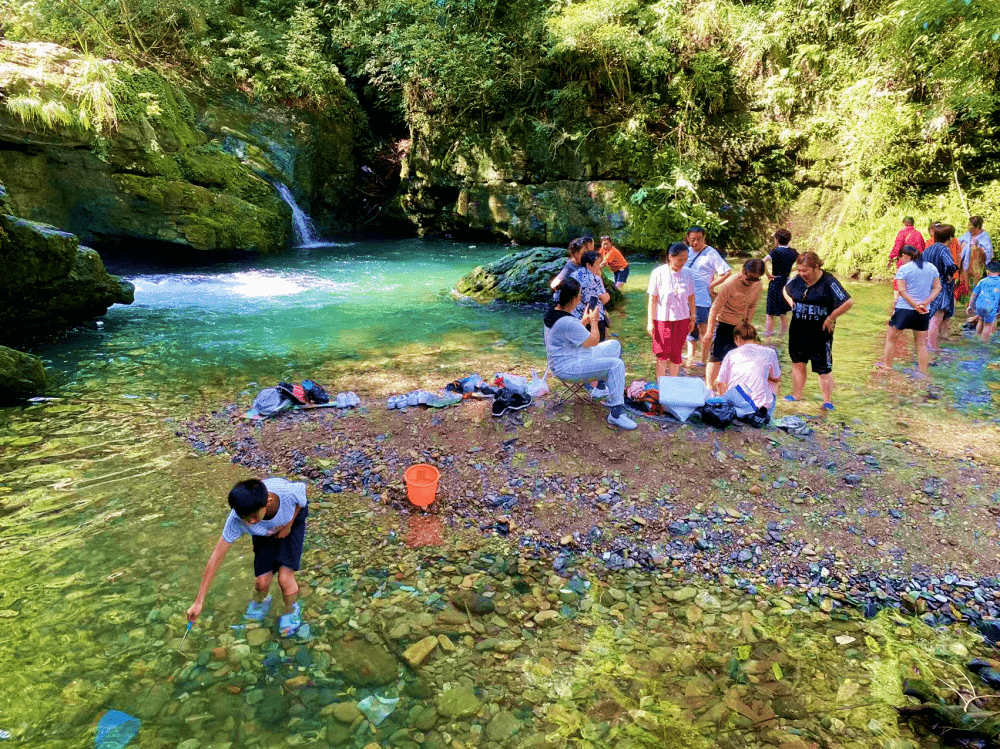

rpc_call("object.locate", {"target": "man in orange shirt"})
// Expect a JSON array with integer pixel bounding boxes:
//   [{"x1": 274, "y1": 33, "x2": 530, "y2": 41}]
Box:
[{"x1": 599, "y1": 236, "x2": 630, "y2": 289}]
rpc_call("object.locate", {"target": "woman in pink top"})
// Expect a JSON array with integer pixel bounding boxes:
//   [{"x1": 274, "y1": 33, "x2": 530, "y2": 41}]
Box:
[
  {"x1": 647, "y1": 243, "x2": 696, "y2": 378},
  {"x1": 715, "y1": 322, "x2": 782, "y2": 417}
]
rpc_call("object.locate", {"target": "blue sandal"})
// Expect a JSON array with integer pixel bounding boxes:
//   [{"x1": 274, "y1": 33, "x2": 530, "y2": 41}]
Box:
[
  {"x1": 278, "y1": 602, "x2": 302, "y2": 637},
  {"x1": 245, "y1": 595, "x2": 272, "y2": 621}
]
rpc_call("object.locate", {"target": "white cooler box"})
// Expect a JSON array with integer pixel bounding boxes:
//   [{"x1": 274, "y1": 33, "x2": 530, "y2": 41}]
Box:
[{"x1": 658, "y1": 376, "x2": 711, "y2": 421}]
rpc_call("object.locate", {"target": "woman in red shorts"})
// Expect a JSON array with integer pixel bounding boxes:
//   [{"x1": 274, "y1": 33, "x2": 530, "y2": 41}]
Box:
[{"x1": 647, "y1": 243, "x2": 696, "y2": 378}]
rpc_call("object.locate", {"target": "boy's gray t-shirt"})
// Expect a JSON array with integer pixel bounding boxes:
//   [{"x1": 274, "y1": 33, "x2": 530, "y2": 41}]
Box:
[{"x1": 221, "y1": 477, "x2": 308, "y2": 543}]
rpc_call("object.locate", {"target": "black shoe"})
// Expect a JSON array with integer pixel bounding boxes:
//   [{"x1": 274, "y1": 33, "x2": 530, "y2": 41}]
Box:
[
  {"x1": 492, "y1": 389, "x2": 514, "y2": 417},
  {"x1": 491, "y1": 389, "x2": 532, "y2": 417}
]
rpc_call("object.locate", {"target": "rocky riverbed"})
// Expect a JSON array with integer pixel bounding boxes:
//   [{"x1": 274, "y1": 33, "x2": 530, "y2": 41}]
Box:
[{"x1": 154, "y1": 386, "x2": 1000, "y2": 748}]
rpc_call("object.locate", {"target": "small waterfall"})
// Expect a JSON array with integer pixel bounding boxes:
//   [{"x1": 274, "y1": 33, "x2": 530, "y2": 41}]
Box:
[{"x1": 274, "y1": 182, "x2": 319, "y2": 247}]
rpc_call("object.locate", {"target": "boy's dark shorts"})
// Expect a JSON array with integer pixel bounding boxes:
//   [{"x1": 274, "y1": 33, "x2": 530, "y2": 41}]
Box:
[
  {"x1": 252, "y1": 505, "x2": 308, "y2": 577},
  {"x1": 710, "y1": 322, "x2": 737, "y2": 363},
  {"x1": 614, "y1": 266, "x2": 630, "y2": 285}
]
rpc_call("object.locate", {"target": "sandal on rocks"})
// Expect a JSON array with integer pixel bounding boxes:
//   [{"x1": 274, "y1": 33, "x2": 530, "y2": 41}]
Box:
[
  {"x1": 245, "y1": 595, "x2": 272, "y2": 621},
  {"x1": 278, "y1": 602, "x2": 302, "y2": 637}
]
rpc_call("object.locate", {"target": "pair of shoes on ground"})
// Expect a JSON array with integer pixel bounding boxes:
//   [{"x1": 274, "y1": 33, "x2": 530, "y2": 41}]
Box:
[
  {"x1": 491, "y1": 389, "x2": 532, "y2": 417},
  {"x1": 245, "y1": 596, "x2": 303, "y2": 636}
]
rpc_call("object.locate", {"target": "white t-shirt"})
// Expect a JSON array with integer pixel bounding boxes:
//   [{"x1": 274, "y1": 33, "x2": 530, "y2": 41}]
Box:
[
  {"x1": 648, "y1": 264, "x2": 695, "y2": 321},
  {"x1": 685, "y1": 246, "x2": 732, "y2": 307},
  {"x1": 717, "y1": 344, "x2": 781, "y2": 411}
]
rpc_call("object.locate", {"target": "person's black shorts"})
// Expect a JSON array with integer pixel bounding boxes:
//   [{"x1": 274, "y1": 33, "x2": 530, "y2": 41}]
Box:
[
  {"x1": 710, "y1": 322, "x2": 737, "y2": 363},
  {"x1": 614, "y1": 266, "x2": 630, "y2": 285},
  {"x1": 889, "y1": 308, "x2": 930, "y2": 332},
  {"x1": 789, "y1": 336, "x2": 833, "y2": 375},
  {"x1": 252, "y1": 505, "x2": 308, "y2": 577}
]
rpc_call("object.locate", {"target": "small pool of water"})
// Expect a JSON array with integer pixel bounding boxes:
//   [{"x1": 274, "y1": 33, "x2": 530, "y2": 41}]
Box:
[{"x1": 1, "y1": 240, "x2": 998, "y2": 746}]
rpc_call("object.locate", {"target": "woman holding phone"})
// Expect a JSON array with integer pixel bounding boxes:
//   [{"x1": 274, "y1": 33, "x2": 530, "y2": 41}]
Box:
[
  {"x1": 571, "y1": 250, "x2": 612, "y2": 341},
  {"x1": 544, "y1": 277, "x2": 637, "y2": 430}
]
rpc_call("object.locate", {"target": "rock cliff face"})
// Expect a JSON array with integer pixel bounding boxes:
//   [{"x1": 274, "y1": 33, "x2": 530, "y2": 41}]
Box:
[
  {"x1": 0, "y1": 42, "x2": 360, "y2": 253},
  {"x1": 401, "y1": 126, "x2": 637, "y2": 247}
]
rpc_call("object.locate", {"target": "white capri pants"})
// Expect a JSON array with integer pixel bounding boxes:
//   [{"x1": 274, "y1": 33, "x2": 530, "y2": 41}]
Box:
[{"x1": 550, "y1": 340, "x2": 626, "y2": 407}]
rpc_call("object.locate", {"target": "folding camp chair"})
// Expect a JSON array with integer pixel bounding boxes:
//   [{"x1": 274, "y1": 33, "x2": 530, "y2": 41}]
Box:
[{"x1": 547, "y1": 368, "x2": 593, "y2": 408}]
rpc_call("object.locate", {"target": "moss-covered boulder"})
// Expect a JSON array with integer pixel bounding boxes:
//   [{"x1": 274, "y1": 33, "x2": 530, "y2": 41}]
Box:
[
  {"x1": 0, "y1": 345, "x2": 47, "y2": 402},
  {"x1": 0, "y1": 41, "x2": 323, "y2": 253},
  {"x1": 454, "y1": 246, "x2": 623, "y2": 307},
  {"x1": 0, "y1": 214, "x2": 132, "y2": 342}
]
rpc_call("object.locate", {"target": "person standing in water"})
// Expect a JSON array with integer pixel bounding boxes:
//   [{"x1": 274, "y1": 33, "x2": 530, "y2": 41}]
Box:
[
  {"x1": 781, "y1": 252, "x2": 853, "y2": 411},
  {"x1": 188, "y1": 477, "x2": 308, "y2": 637},
  {"x1": 959, "y1": 216, "x2": 993, "y2": 294},
  {"x1": 881, "y1": 245, "x2": 941, "y2": 376},
  {"x1": 762, "y1": 228, "x2": 798, "y2": 337}
]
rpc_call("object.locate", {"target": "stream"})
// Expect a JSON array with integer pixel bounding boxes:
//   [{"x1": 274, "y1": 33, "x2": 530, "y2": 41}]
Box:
[{"x1": 1, "y1": 240, "x2": 999, "y2": 748}]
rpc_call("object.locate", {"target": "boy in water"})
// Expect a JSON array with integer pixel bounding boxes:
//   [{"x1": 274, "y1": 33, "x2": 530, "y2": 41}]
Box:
[
  {"x1": 966, "y1": 261, "x2": 1000, "y2": 343},
  {"x1": 187, "y1": 477, "x2": 308, "y2": 636}
]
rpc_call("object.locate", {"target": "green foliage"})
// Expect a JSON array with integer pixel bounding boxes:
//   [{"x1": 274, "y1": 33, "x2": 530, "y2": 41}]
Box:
[
  {"x1": 4, "y1": 0, "x2": 999, "y2": 267},
  {"x1": 2, "y1": 52, "x2": 121, "y2": 132}
]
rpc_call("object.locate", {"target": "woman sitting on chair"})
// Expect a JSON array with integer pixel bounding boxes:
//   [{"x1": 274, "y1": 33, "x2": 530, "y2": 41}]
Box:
[{"x1": 543, "y1": 278, "x2": 637, "y2": 431}]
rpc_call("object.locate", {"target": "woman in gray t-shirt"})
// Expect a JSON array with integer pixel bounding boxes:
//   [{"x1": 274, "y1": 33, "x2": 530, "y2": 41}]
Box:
[
  {"x1": 881, "y1": 245, "x2": 941, "y2": 375},
  {"x1": 544, "y1": 277, "x2": 637, "y2": 430}
]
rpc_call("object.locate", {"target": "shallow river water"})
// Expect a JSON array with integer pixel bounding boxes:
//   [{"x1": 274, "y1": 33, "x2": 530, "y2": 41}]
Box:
[{"x1": 1, "y1": 240, "x2": 998, "y2": 747}]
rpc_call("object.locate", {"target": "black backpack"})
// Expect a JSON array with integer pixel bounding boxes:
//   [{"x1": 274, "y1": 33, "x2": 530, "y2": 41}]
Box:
[{"x1": 301, "y1": 379, "x2": 330, "y2": 404}]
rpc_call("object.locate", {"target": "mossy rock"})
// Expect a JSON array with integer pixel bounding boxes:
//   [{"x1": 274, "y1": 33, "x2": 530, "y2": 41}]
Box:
[
  {"x1": 454, "y1": 246, "x2": 624, "y2": 308},
  {"x1": 0, "y1": 344, "x2": 47, "y2": 401},
  {"x1": 0, "y1": 214, "x2": 132, "y2": 342}
]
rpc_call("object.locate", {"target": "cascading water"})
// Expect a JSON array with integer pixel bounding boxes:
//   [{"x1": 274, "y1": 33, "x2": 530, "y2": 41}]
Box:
[{"x1": 274, "y1": 182, "x2": 320, "y2": 247}]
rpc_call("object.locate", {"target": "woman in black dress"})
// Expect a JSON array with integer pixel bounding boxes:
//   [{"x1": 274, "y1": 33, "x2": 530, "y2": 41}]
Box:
[{"x1": 763, "y1": 228, "x2": 799, "y2": 337}]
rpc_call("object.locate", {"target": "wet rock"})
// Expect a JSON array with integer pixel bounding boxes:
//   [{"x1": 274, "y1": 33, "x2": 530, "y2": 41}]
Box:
[
  {"x1": 336, "y1": 640, "x2": 399, "y2": 686},
  {"x1": 333, "y1": 702, "x2": 362, "y2": 724},
  {"x1": 451, "y1": 591, "x2": 495, "y2": 616},
  {"x1": 247, "y1": 628, "x2": 270, "y2": 647},
  {"x1": 978, "y1": 619, "x2": 1000, "y2": 644},
  {"x1": 694, "y1": 591, "x2": 721, "y2": 611},
  {"x1": 403, "y1": 636, "x2": 439, "y2": 668},
  {"x1": 327, "y1": 718, "x2": 353, "y2": 745},
  {"x1": 135, "y1": 684, "x2": 172, "y2": 719},
  {"x1": 486, "y1": 711, "x2": 520, "y2": 743},
  {"x1": 844, "y1": 474, "x2": 863, "y2": 486},
  {"x1": 668, "y1": 521, "x2": 691, "y2": 536},
  {"x1": 436, "y1": 685, "x2": 481, "y2": 719},
  {"x1": 737, "y1": 550, "x2": 753, "y2": 563}
]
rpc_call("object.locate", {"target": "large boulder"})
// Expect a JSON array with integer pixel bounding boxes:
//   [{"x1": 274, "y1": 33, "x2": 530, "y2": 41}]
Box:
[
  {"x1": 0, "y1": 345, "x2": 47, "y2": 401},
  {"x1": 0, "y1": 214, "x2": 133, "y2": 342},
  {"x1": 0, "y1": 41, "x2": 359, "y2": 252},
  {"x1": 454, "y1": 246, "x2": 624, "y2": 307}
]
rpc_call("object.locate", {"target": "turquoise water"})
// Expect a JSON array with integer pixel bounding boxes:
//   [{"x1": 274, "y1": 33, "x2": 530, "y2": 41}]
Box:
[{"x1": 1, "y1": 240, "x2": 998, "y2": 746}]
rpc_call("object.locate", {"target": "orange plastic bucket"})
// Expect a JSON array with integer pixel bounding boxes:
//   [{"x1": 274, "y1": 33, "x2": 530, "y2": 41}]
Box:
[{"x1": 404, "y1": 464, "x2": 440, "y2": 507}]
